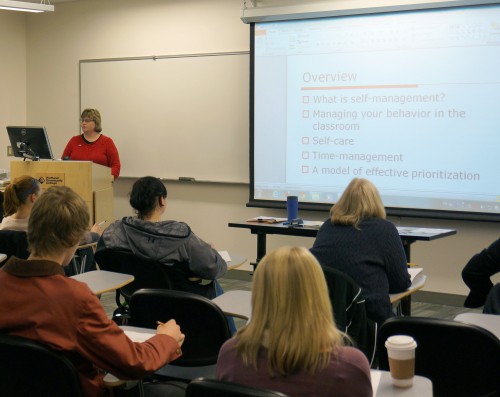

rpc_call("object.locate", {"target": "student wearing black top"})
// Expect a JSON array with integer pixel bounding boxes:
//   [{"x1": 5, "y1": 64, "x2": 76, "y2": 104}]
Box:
[{"x1": 311, "y1": 178, "x2": 411, "y2": 324}]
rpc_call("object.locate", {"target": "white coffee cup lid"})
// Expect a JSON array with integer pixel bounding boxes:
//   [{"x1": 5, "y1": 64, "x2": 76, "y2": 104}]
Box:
[{"x1": 385, "y1": 335, "x2": 417, "y2": 350}]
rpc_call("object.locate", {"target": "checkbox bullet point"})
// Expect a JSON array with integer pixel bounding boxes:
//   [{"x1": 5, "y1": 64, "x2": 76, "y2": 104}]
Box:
[
  {"x1": 303, "y1": 96, "x2": 310, "y2": 104},
  {"x1": 302, "y1": 137, "x2": 310, "y2": 144},
  {"x1": 302, "y1": 110, "x2": 310, "y2": 118},
  {"x1": 302, "y1": 166, "x2": 309, "y2": 174},
  {"x1": 302, "y1": 151, "x2": 309, "y2": 159}
]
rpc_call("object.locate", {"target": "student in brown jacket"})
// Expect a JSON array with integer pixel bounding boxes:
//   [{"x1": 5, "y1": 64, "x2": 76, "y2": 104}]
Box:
[{"x1": 0, "y1": 186, "x2": 185, "y2": 397}]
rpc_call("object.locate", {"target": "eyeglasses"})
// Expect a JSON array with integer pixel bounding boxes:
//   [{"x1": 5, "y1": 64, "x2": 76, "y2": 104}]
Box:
[{"x1": 81, "y1": 118, "x2": 94, "y2": 123}]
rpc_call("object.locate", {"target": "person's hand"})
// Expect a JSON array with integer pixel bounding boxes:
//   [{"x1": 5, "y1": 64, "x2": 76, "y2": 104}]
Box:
[
  {"x1": 156, "y1": 319, "x2": 185, "y2": 346},
  {"x1": 90, "y1": 223, "x2": 104, "y2": 235}
]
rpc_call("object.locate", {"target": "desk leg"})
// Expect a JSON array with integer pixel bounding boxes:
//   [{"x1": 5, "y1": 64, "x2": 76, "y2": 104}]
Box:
[
  {"x1": 401, "y1": 238, "x2": 416, "y2": 316},
  {"x1": 402, "y1": 239, "x2": 414, "y2": 263},
  {"x1": 401, "y1": 296, "x2": 412, "y2": 316},
  {"x1": 251, "y1": 232, "x2": 267, "y2": 271}
]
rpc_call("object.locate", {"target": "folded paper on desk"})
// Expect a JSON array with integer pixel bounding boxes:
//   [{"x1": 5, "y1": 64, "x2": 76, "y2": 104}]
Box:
[
  {"x1": 408, "y1": 267, "x2": 423, "y2": 283},
  {"x1": 246, "y1": 216, "x2": 287, "y2": 224}
]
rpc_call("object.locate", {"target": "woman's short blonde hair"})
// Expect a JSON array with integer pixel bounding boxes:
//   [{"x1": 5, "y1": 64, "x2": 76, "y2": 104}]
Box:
[
  {"x1": 2, "y1": 175, "x2": 41, "y2": 216},
  {"x1": 28, "y1": 186, "x2": 89, "y2": 256},
  {"x1": 330, "y1": 178, "x2": 385, "y2": 227},
  {"x1": 235, "y1": 246, "x2": 344, "y2": 376},
  {"x1": 81, "y1": 108, "x2": 102, "y2": 133}
]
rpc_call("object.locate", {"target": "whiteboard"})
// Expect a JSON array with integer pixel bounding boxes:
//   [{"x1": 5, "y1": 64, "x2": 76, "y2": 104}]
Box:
[{"x1": 80, "y1": 53, "x2": 249, "y2": 183}]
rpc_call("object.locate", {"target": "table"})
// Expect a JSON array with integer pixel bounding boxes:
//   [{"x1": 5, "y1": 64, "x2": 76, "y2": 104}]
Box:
[
  {"x1": 228, "y1": 221, "x2": 456, "y2": 264},
  {"x1": 228, "y1": 221, "x2": 452, "y2": 316},
  {"x1": 371, "y1": 370, "x2": 433, "y2": 396},
  {"x1": 454, "y1": 312, "x2": 500, "y2": 340},
  {"x1": 70, "y1": 270, "x2": 134, "y2": 295}
]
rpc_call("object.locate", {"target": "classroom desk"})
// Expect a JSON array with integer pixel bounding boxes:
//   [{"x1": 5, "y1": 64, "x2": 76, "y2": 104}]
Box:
[
  {"x1": 188, "y1": 253, "x2": 247, "y2": 283},
  {"x1": 225, "y1": 254, "x2": 248, "y2": 271},
  {"x1": 390, "y1": 275, "x2": 426, "y2": 304},
  {"x1": 372, "y1": 370, "x2": 433, "y2": 397},
  {"x1": 454, "y1": 312, "x2": 500, "y2": 340},
  {"x1": 228, "y1": 221, "x2": 456, "y2": 264},
  {"x1": 390, "y1": 275, "x2": 427, "y2": 316},
  {"x1": 113, "y1": 329, "x2": 435, "y2": 397},
  {"x1": 212, "y1": 290, "x2": 252, "y2": 321},
  {"x1": 70, "y1": 270, "x2": 134, "y2": 295},
  {"x1": 211, "y1": 277, "x2": 427, "y2": 321}
]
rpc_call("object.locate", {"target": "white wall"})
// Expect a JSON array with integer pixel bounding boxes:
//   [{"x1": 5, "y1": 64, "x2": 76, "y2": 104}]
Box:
[
  {"x1": 0, "y1": 11, "x2": 27, "y2": 171},
  {"x1": 5, "y1": 0, "x2": 499, "y2": 298}
]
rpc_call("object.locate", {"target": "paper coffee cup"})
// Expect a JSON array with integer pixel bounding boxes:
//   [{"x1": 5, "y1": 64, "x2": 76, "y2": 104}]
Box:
[{"x1": 385, "y1": 335, "x2": 417, "y2": 387}]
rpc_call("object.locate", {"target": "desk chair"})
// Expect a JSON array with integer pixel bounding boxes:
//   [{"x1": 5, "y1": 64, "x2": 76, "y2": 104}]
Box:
[
  {"x1": 0, "y1": 333, "x2": 84, "y2": 397},
  {"x1": 129, "y1": 288, "x2": 232, "y2": 380},
  {"x1": 71, "y1": 241, "x2": 98, "y2": 275},
  {"x1": 94, "y1": 249, "x2": 174, "y2": 321},
  {"x1": 0, "y1": 230, "x2": 29, "y2": 265},
  {"x1": 187, "y1": 378, "x2": 290, "y2": 397},
  {"x1": 377, "y1": 316, "x2": 500, "y2": 397},
  {"x1": 321, "y1": 266, "x2": 377, "y2": 366}
]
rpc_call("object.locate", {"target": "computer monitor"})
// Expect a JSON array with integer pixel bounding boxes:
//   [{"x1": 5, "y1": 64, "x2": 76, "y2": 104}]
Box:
[{"x1": 6, "y1": 126, "x2": 54, "y2": 161}]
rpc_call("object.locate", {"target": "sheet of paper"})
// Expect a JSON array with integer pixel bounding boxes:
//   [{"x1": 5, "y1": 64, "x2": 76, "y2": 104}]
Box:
[
  {"x1": 218, "y1": 250, "x2": 232, "y2": 262},
  {"x1": 124, "y1": 330, "x2": 153, "y2": 343},
  {"x1": 408, "y1": 267, "x2": 423, "y2": 283},
  {"x1": 397, "y1": 227, "x2": 453, "y2": 235},
  {"x1": 371, "y1": 370, "x2": 382, "y2": 394},
  {"x1": 302, "y1": 220, "x2": 324, "y2": 228},
  {"x1": 246, "y1": 216, "x2": 287, "y2": 223}
]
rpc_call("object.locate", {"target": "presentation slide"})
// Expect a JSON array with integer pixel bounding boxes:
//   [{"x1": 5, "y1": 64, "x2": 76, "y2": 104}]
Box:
[{"x1": 252, "y1": 4, "x2": 500, "y2": 219}]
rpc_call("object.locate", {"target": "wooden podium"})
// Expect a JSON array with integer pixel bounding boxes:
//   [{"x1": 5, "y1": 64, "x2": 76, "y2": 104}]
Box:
[{"x1": 10, "y1": 160, "x2": 114, "y2": 226}]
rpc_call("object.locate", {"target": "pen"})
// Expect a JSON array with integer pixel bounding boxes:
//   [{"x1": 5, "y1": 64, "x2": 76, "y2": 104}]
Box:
[{"x1": 98, "y1": 220, "x2": 107, "y2": 227}]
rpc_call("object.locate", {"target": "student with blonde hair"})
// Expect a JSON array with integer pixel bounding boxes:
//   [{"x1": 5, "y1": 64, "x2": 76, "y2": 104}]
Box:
[
  {"x1": 311, "y1": 178, "x2": 410, "y2": 323},
  {"x1": 216, "y1": 246, "x2": 372, "y2": 397},
  {"x1": 0, "y1": 175, "x2": 41, "y2": 231}
]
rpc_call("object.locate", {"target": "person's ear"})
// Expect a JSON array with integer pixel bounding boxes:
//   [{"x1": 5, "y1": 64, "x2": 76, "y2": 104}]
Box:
[{"x1": 159, "y1": 196, "x2": 166, "y2": 207}]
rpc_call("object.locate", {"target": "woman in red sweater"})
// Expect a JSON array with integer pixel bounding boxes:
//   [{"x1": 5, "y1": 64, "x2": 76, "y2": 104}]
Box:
[{"x1": 62, "y1": 108, "x2": 121, "y2": 179}]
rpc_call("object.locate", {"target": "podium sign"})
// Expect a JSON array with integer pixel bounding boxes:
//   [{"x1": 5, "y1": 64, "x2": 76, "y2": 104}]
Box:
[{"x1": 35, "y1": 172, "x2": 65, "y2": 189}]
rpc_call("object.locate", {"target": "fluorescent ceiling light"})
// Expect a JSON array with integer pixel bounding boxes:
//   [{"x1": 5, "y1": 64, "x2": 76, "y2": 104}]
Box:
[{"x1": 0, "y1": 0, "x2": 54, "y2": 13}]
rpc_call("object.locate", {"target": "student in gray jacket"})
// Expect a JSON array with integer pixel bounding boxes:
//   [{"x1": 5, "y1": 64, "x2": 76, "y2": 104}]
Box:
[{"x1": 97, "y1": 176, "x2": 227, "y2": 299}]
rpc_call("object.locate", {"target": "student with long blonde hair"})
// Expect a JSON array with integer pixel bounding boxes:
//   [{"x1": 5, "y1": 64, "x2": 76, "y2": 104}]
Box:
[
  {"x1": 311, "y1": 178, "x2": 410, "y2": 323},
  {"x1": 216, "y1": 246, "x2": 372, "y2": 397}
]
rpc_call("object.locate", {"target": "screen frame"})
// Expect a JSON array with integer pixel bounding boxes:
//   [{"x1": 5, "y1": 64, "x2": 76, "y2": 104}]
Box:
[
  {"x1": 248, "y1": 2, "x2": 500, "y2": 223},
  {"x1": 7, "y1": 126, "x2": 54, "y2": 161}
]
